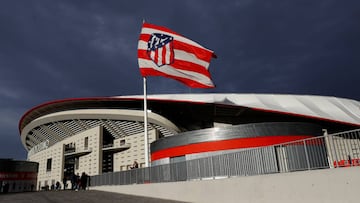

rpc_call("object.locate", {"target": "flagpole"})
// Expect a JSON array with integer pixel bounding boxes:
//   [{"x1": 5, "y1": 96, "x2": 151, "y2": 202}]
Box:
[{"x1": 143, "y1": 77, "x2": 149, "y2": 167}]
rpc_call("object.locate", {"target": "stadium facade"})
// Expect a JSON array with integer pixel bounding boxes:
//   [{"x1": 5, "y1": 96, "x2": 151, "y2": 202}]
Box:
[{"x1": 19, "y1": 94, "x2": 360, "y2": 190}]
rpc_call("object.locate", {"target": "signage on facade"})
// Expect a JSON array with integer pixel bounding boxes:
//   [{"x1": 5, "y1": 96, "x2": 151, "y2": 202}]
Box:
[{"x1": 28, "y1": 140, "x2": 49, "y2": 157}]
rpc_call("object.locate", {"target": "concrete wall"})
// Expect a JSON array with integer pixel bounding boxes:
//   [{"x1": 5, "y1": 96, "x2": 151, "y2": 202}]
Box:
[
  {"x1": 76, "y1": 126, "x2": 103, "y2": 176},
  {"x1": 93, "y1": 167, "x2": 360, "y2": 203},
  {"x1": 29, "y1": 140, "x2": 64, "y2": 189},
  {"x1": 113, "y1": 129, "x2": 158, "y2": 170}
]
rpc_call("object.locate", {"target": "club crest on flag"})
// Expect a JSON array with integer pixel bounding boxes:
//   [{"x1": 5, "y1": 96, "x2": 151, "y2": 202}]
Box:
[
  {"x1": 147, "y1": 33, "x2": 174, "y2": 67},
  {"x1": 139, "y1": 22, "x2": 216, "y2": 88}
]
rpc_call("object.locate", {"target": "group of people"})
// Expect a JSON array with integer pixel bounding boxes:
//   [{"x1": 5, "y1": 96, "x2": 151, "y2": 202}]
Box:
[
  {"x1": 50, "y1": 161, "x2": 138, "y2": 191},
  {"x1": 50, "y1": 181, "x2": 61, "y2": 190},
  {"x1": 63, "y1": 172, "x2": 90, "y2": 191}
]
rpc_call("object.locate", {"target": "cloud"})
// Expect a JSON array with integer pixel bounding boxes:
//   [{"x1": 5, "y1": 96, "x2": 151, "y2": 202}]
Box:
[
  {"x1": 0, "y1": 87, "x2": 22, "y2": 100},
  {"x1": 0, "y1": 107, "x2": 27, "y2": 159},
  {"x1": 0, "y1": 0, "x2": 359, "y2": 160}
]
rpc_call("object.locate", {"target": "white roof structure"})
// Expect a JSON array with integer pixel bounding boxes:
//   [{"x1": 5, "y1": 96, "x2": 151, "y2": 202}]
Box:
[
  {"x1": 20, "y1": 93, "x2": 360, "y2": 152},
  {"x1": 117, "y1": 94, "x2": 360, "y2": 126}
]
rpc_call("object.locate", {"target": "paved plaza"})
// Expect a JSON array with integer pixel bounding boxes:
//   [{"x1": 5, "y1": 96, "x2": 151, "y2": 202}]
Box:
[{"x1": 0, "y1": 190, "x2": 186, "y2": 203}]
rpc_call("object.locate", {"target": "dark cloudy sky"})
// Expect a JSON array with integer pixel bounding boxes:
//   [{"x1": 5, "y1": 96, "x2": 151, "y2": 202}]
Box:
[{"x1": 1, "y1": 0, "x2": 359, "y2": 160}]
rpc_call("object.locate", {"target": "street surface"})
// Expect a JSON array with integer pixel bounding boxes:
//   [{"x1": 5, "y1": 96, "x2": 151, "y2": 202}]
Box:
[{"x1": 0, "y1": 190, "x2": 187, "y2": 203}]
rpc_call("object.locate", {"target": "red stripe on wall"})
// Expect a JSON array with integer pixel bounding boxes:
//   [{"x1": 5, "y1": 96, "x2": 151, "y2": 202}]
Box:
[
  {"x1": 151, "y1": 135, "x2": 314, "y2": 161},
  {"x1": 0, "y1": 172, "x2": 38, "y2": 181}
]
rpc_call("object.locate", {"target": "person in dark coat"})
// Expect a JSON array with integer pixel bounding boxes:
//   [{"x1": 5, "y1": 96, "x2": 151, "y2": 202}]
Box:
[
  {"x1": 3, "y1": 183, "x2": 9, "y2": 193},
  {"x1": 62, "y1": 177, "x2": 67, "y2": 190},
  {"x1": 80, "y1": 172, "x2": 88, "y2": 190},
  {"x1": 55, "y1": 181, "x2": 61, "y2": 190}
]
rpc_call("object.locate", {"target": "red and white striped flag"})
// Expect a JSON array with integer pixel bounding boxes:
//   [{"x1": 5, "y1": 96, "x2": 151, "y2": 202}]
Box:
[{"x1": 138, "y1": 22, "x2": 216, "y2": 88}]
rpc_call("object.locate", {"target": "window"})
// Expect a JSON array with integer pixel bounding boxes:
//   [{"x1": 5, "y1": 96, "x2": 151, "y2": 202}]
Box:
[
  {"x1": 120, "y1": 139, "x2": 126, "y2": 146},
  {"x1": 84, "y1": 137, "x2": 89, "y2": 149},
  {"x1": 46, "y1": 158, "x2": 52, "y2": 171}
]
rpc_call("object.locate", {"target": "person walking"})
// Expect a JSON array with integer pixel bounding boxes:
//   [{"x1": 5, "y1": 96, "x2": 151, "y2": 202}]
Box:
[
  {"x1": 80, "y1": 172, "x2": 88, "y2": 190},
  {"x1": 62, "y1": 176, "x2": 67, "y2": 190}
]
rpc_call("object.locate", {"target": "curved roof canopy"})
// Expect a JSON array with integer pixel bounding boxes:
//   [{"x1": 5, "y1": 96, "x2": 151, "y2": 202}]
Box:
[
  {"x1": 117, "y1": 94, "x2": 360, "y2": 126},
  {"x1": 20, "y1": 93, "x2": 360, "y2": 132},
  {"x1": 19, "y1": 93, "x2": 360, "y2": 151}
]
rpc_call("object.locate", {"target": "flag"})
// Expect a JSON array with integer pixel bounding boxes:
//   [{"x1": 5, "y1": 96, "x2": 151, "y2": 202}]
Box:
[{"x1": 138, "y1": 22, "x2": 216, "y2": 88}]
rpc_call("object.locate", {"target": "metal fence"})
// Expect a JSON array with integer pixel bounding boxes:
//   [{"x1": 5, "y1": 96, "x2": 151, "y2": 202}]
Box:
[{"x1": 91, "y1": 129, "x2": 360, "y2": 186}]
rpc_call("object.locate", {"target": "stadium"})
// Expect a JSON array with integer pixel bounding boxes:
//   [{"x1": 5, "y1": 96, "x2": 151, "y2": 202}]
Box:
[{"x1": 19, "y1": 93, "x2": 360, "y2": 190}]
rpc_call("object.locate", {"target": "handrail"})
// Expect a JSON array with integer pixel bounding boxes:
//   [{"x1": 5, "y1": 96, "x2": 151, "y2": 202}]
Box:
[{"x1": 90, "y1": 129, "x2": 360, "y2": 186}]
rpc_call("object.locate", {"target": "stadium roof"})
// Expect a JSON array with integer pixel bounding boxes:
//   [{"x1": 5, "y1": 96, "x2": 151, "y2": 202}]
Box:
[
  {"x1": 19, "y1": 93, "x2": 360, "y2": 151},
  {"x1": 20, "y1": 93, "x2": 360, "y2": 131}
]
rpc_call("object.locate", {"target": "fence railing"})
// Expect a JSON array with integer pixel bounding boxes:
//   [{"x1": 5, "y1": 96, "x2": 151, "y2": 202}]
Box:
[{"x1": 91, "y1": 129, "x2": 360, "y2": 186}]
